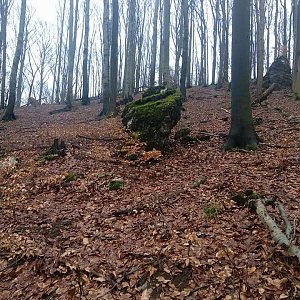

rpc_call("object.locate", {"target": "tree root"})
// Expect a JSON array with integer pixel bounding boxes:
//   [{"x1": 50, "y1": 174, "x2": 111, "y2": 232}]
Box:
[{"x1": 252, "y1": 198, "x2": 300, "y2": 262}]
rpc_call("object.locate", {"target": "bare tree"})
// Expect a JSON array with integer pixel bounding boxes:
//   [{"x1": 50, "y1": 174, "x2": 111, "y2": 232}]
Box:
[
  {"x1": 224, "y1": 0, "x2": 258, "y2": 150},
  {"x1": 256, "y1": 0, "x2": 265, "y2": 98},
  {"x1": 293, "y1": 0, "x2": 300, "y2": 98},
  {"x1": 3, "y1": 0, "x2": 27, "y2": 120},
  {"x1": 162, "y1": 0, "x2": 171, "y2": 87},
  {"x1": 149, "y1": 0, "x2": 160, "y2": 87},
  {"x1": 81, "y1": 0, "x2": 90, "y2": 105},
  {"x1": 180, "y1": 0, "x2": 188, "y2": 100}
]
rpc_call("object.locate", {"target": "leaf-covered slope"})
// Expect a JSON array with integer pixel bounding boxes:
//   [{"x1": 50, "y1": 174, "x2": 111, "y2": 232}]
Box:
[{"x1": 0, "y1": 87, "x2": 299, "y2": 299}]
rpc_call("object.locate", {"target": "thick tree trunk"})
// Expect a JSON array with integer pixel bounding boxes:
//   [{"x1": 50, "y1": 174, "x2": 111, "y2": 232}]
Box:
[
  {"x1": 224, "y1": 0, "x2": 258, "y2": 150},
  {"x1": 2, "y1": 0, "x2": 26, "y2": 121}
]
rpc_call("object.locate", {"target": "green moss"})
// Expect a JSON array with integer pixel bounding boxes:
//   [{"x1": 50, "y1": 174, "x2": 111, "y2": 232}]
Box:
[
  {"x1": 293, "y1": 93, "x2": 300, "y2": 101},
  {"x1": 203, "y1": 203, "x2": 220, "y2": 218},
  {"x1": 245, "y1": 144, "x2": 258, "y2": 151},
  {"x1": 39, "y1": 153, "x2": 59, "y2": 161},
  {"x1": 109, "y1": 179, "x2": 124, "y2": 190},
  {"x1": 64, "y1": 172, "x2": 83, "y2": 183}
]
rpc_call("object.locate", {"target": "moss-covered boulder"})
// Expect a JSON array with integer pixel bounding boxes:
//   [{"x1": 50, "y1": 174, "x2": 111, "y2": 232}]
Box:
[{"x1": 122, "y1": 89, "x2": 182, "y2": 150}]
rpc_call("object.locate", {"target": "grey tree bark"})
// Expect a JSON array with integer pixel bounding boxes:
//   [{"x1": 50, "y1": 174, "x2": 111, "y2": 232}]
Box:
[
  {"x1": 81, "y1": 0, "x2": 90, "y2": 105},
  {"x1": 224, "y1": 0, "x2": 258, "y2": 150},
  {"x1": 109, "y1": 0, "x2": 119, "y2": 113},
  {"x1": 3, "y1": 0, "x2": 26, "y2": 121},
  {"x1": 100, "y1": 0, "x2": 110, "y2": 116},
  {"x1": 180, "y1": 0, "x2": 188, "y2": 100},
  {"x1": 149, "y1": 0, "x2": 160, "y2": 87},
  {"x1": 162, "y1": 0, "x2": 171, "y2": 87}
]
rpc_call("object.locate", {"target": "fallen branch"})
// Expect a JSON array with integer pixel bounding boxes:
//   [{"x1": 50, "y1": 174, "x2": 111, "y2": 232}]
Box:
[
  {"x1": 254, "y1": 198, "x2": 300, "y2": 262},
  {"x1": 253, "y1": 83, "x2": 278, "y2": 105}
]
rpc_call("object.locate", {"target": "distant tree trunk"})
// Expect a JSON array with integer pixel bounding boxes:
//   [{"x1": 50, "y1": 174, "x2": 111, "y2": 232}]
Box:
[
  {"x1": 65, "y1": 0, "x2": 79, "y2": 108},
  {"x1": 256, "y1": 0, "x2": 265, "y2": 98},
  {"x1": 123, "y1": 0, "x2": 136, "y2": 101},
  {"x1": 274, "y1": 0, "x2": 279, "y2": 59},
  {"x1": 135, "y1": 2, "x2": 146, "y2": 91},
  {"x1": 2, "y1": 0, "x2": 26, "y2": 121},
  {"x1": 16, "y1": 22, "x2": 29, "y2": 107},
  {"x1": 149, "y1": 0, "x2": 160, "y2": 87},
  {"x1": 55, "y1": 0, "x2": 67, "y2": 103},
  {"x1": 81, "y1": 0, "x2": 90, "y2": 105},
  {"x1": 0, "y1": 0, "x2": 9, "y2": 109},
  {"x1": 109, "y1": 0, "x2": 118, "y2": 113},
  {"x1": 293, "y1": 0, "x2": 300, "y2": 97},
  {"x1": 162, "y1": 0, "x2": 171, "y2": 87},
  {"x1": 282, "y1": 0, "x2": 287, "y2": 57},
  {"x1": 186, "y1": 1, "x2": 194, "y2": 88},
  {"x1": 100, "y1": 0, "x2": 110, "y2": 116},
  {"x1": 180, "y1": 0, "x2": 188, "y2": 100},
  {"x1": 210, "y1": 0, "x2": 220, "y2": 85},
  {"x1": 224, "y1": 0, "x2": 258, "y2": 150}
]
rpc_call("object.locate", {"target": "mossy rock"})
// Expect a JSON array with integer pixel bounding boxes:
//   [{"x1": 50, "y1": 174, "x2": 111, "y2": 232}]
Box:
[{"x1": 122, "y1": 89, "x2": 183, "y2": 150}]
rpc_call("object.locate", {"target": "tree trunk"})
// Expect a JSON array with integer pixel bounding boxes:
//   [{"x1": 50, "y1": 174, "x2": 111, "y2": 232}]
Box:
[
  {"x1": 2, "y1": 0, "x2": 26, "y2": 121},
  {"x1": 293, "y1": 0, "x2": 300, "y2": 97},
  {"x1": 256, "y1": 0, "x2": 265, "y2": 98},
  {"x1": 162, "y1": 0, "x2": 171, "y2": 87},
  {"x1": 82, "y1": 0, "x2": 90, "y2": 105},
  {"x1": 180, "y1": 0, "x2": 188, "y2": 100},
  {"x1": 55, "y1": 0, "x2": 67, "y2": 104},
  {"x1": 0, "y1": 0, "x2": 8, "y2": 109},
  {"x1": 100, "y1": 0, "x2": 110, "y2": 116},
  {"x1": 224, "y1": 0, "x2": 258, "y2": 150},
  {"x1": 149, "y1": 0, "x2": 160, "y2": 87},
  {"x1": 109, "y1": 0, "x2": 118, "y2": 113},
  {"x1": 65, "y1": 0, "x2": 79, "y2": 109}
]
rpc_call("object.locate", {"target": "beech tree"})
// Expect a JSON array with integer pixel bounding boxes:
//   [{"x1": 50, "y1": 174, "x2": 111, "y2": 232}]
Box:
[
  {"x1": 81, "y1": 0, "x2": 90, "y2": 106},
  {"x1": 162, "y1": 0, "x2": 171, "y2": 87},
  {"x1": 2, "y1": 0, "x2": 26, "y2": 121},
  {"x1": 293, "y1": 0, "x2": 300, "y2": 98},
  {"x1": 100, "y1": 0, "x2": 110, "y2": 116},
  {"x1": 224, "y1": 0, "x2": 258, "y2": 150},
  {"x1": 180, "y1": 0, "x2": 188, "y2": 100}
]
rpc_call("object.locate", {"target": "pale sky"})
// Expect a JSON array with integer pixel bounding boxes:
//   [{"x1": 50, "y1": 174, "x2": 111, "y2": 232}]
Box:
[{"x1": 27, "y1": 0, "x2": 57, "y2": 24}]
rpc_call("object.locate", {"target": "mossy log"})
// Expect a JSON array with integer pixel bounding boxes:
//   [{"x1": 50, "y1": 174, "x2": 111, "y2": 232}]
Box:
[{"x1": 122, "y1": 89, "x2": 182, "y2": 150}]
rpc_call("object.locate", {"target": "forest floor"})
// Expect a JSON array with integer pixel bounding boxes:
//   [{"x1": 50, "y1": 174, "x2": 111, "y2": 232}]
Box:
[{"x1": 0, "y1": 86, "x2": 300, "y2": 300}]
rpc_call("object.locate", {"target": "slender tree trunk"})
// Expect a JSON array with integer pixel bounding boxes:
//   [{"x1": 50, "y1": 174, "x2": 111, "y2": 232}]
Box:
[
  {"x1": 293, "y1": 0, "x2": 300, "y2": 97},
  {"x1": 274, "y1": 0, "x2": 278, "y2": 59},
  {"x1": 3, "y1": 0, "x2": 26, "y2": 121},
  {"x1": 100, "y1": 0, "x2": 110, "y2": 116},
  {"x1": 180, "y1": 0, "x2": 188, "y2": 100},
  {"x1": 55, "y1": 0, "x2": 67, "y2": 103},
  {"x1": 82, "y1": 0, "x2": 90, "y2": 105},
  {"x1": 109, "y1": 0, "x2": 118, "y2": 113},
  {"x1": 0, "y1": 0, "x2": 8, "y2": 109},
  {"x1": 66, "y1": 0, "x2": 79, "y2": 108},
  {"x1": 149, "y1": 0, "x2": 160, "y2": 87},
  {"x1": 224, "y1": 0, "x2": 258, "y2": 150},
  {"x1": 162, "y1": 0, "x2": 171, "y2": 87},
  {"x1": 256, "y1": 0, "x2": 265, "y2": 97}
]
